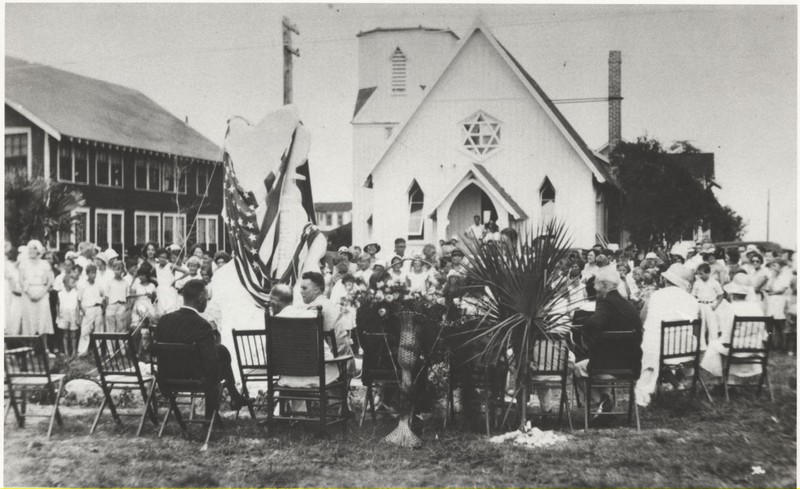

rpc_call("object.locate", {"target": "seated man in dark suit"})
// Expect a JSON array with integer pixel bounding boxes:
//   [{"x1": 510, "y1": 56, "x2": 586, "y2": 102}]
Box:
[
  {"x1": 154, "y1": 279, "x2": 253, "y2": 418},
  {"x1": 573, "y1": 268, "x2": 643, "y2": 414}
]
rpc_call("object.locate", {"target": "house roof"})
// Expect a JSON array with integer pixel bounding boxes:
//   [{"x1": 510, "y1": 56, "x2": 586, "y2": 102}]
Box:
[
  {"x1": 5, "y1": 56, "x2": 221, "y2": 162},
  {"x1": 315, "y1": 201, "x2": 352, "y2": 213},
  {"x1": 498, "y1": 42, "x2": 615, "y2": 184},
  {"x1": 357, "y1": 26, "x2": 459, "y2": 39},
  {"x1": 363, "y1": 19, "x2": 614, "y2": 186},
  {"x1": 353, "y1": 86, "x2": 377, "y2": 118},
  {"x1": 472, "y1": 163, "x2": 528, "y2": 219}
]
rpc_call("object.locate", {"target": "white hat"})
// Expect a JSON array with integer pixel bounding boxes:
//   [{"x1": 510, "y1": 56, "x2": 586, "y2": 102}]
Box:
[
  {"x1": 645, "y1": 252, "x2": 659, "y2": 260},
  {"x1": 104, "y1": 248, "x2": 119, "y2": 261},
  {"x1": 745, "y1": 244, "x2": 760, "y2": 254},
  {"x1": 168, "y1": 244, "x2": 181, "y2": 252},
  {"x1": 661, "y1": 263, "x2": 694, "y2": 292},
  {"x1": 607, "y1": 243, "x2": 620, "y2": 252},
  {"x1": 723, "y1": 273, "x2": 755, "y2": 296},
  {"x1": 669, "y1": 243, "x2": 688, "y2": 260},
  {"x1": 372, "y1": 259, "x2": 387, "y2": 270},
  {"x1": 65, "y1": 251, "x2": 79, "y2": 260}
]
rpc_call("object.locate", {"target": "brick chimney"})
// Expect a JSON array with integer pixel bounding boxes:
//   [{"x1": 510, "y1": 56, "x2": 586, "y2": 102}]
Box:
[{"x1": 608, "y1": 50, "x2": 622, "y2": 151}]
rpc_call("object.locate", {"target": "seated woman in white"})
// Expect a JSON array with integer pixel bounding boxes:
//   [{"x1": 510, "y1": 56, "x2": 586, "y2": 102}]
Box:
[{"x1": 700, "y1": 273, "x2": 767, "y2": 381}]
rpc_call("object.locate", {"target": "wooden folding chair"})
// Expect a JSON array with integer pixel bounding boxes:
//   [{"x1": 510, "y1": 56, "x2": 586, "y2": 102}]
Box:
[
  {"x1": 89, "y1": 332, "x2": 159, "y2": 435},
  {"x1": 265, "y1": 310, "x2": 352, "y2": 436},
  {"x1": 723, "y1": 316, "x2": 774, "y2": 402},
  {"x1": 657, "y1": 319, "x2": 712, "y2": 402},
  {"x1": 4, "y1": 336, "x2": 66, "y2": 439},
  {"x1": 358, "y1": 329, "x2": 400, "y2": 426},
  {"x1": 529, "y1": 335, "x2": 574, "y2": 430},
  {"x1": 581, "y1": 331, "x2": 641, "y2": 431},
  {"x1": 151, "y1": 342, "x2": 224, "y2": 451},
  {"x1": 232, "y1": 329, "x2": 270, "y2": 419}
]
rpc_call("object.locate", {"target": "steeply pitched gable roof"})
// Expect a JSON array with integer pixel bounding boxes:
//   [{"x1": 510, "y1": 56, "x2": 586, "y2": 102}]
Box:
[
  {"x1": 357, "y1": 26, "x2": 459, "y2": 39},
  {"x1": 353, "y1": 86, "x2": 377, "y2": 117},
  {"x1": 363, "y1": 19, "x2": 614, "y2": 186},
  {"x1": 5, "y1": 56, "x2": 221, "y2": 162}
]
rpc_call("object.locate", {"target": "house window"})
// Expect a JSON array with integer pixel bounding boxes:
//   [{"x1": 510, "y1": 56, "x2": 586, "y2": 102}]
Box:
[
  {"x1": 134, "y1": 157, "x2": 161, "y2": 191},
  {"x1": 162, "y1": 162, "x2": 187, "y2": 194},
  {"x1": 56, "y1": 206, "x2": 90, "y2": 249},
  {"x1": 196, "y1": 164, "x2": 212, "y2": 196},
  {"x1": 196, "y1": 215, "x2": 218, "y2": 252},
  {"x1": 135, "y1": 211, "x2": 161, "y2": 246},
  {"x1": 163, "y1": 213, "x2": 187, "y2": 246},
  {"x1": 540, "y1": 177, "x2": 556, "y2": 223},
  {"x1": 96, "y1": 151, "x2": 123, "y2": 187},
  {"x1": 336, "y1": 212, "x2": 343, "y2": 226},
  {"x1": 95, "y1": 208, "x2": 124, "y2": 255},
  {"x1": 5, "y1": 130, "x2": 30, "y2": 178},
  {"x1": 57, "y1": 143, "x2": 89, "y2": 184},
  {"x1": 461, "y1": 111, "x2": 501, "y2": 156},
  {"x1": 408, "y1": 180, "x2": 424, "y2": 239},
  {"x1": 325, "y1": 213, "x2": 332, "y2": 227},
  {"x1": 391, "y1": 47, "x2": 407, "y2": 94}
]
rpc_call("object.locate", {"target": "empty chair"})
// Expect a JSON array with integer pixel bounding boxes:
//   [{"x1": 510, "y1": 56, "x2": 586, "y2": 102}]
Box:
[
  {"x1": 152, "y1": 342, "x2": 225, "y2": 450},
  {"x1": 232, "y1": 329, "x2": 270, "y2": 419},
  {"x1": 657, "y1": 319, "x2": 712, "y2": 402},
  {"x1": 358, "y1": 328, "x2": 401, "y2": 426},
  {"x1": 4, "y1": 336, "x2": 66, "y2": 439},
  {"x1": 88, "y1": 332, "x2": 159, "y2": 435}
]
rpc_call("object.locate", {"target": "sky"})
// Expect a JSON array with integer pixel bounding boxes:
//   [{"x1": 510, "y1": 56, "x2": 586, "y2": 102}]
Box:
[{"x1": 5, "y1": 3, "x2": 797, "y2": 249}]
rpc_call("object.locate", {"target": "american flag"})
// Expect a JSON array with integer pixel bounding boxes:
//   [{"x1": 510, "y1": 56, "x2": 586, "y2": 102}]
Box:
[
  {"x1": 222, "y1": 151, "x2": 273, "y2": 308},
  {"x1": 222, "y1": 125, "x2": 318, "y2": 308}
]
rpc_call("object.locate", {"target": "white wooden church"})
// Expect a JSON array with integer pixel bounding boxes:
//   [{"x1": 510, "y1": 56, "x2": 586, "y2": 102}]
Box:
[{"x1": 351, "y1": 20, "x2": 619, "y2": 251}]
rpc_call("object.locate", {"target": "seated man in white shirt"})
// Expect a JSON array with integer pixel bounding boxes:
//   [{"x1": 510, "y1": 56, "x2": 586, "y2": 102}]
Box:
[
  {"x1": 269, "y1": 284, "x2": 340, "y2": 413},
  {"x1": 298, "y1": 272, "x2": 353, "y2": 360}
]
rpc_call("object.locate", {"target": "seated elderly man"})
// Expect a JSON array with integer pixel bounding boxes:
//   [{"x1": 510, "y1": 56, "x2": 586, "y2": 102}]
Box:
[
  {"x1": 573, "y1": 268, "x2": 643, "y2": 415},
  {"x1": 636, "y1": 263, "x2": 699, "y2": 407},
  {"x1": 154, "y1": 279, "x2": 254, "y2": 418}
]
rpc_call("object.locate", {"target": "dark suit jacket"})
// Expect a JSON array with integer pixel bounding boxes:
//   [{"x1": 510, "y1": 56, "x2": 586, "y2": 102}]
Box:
[
  {"x1": 582, "y1": 290, "x2": 643, "y2": 376},
  {"x1": 154, "y1": 307, "x2": 220, "y2": 384}
]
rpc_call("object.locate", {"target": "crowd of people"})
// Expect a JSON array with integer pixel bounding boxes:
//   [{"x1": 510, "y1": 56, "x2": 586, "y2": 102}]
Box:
[
  {"x1": 4, "y1": 239, "x2": 232, "y2": 357},
  {"x1": 4, "y1": 229, "x2": 797, "y2": 419}
]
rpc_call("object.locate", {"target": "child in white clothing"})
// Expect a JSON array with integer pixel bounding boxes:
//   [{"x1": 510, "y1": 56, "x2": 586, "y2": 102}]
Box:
[
  {"x1": 57, "y1": 275, "x2": 79, "y2": 355},
  {"x1": 692, "y1": 263, "x2": 723, "y2": 349}
]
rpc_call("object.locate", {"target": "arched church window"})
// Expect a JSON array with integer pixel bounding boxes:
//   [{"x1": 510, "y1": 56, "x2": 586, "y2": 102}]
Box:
[
  {"x1": 540, "y1": 177, "x2": 555, "y2": 222},
  {"x1": 408, "y1": 180, "x2": 424, "y2": 239},
  {"x1": 391, "y1": 47, "x2": 407, "y2": 94},
  {"x1": 461, "y1": 111, "x2": 501, "y2": 157}
]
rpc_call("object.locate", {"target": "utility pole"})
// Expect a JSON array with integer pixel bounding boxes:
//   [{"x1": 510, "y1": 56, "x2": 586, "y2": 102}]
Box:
[
  {"x1": 766, "y1": 189, "x2": 771, "y2": 241},
  {"x1": 282, "y1": 16, "x2": 300, "y2": 105}
]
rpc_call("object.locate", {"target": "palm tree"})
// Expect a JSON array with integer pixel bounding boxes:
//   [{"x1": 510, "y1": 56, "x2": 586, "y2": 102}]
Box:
[
  {"x1": 4, "y1": 172, "x2": 86, "y2": 247},
  {"x1": 460, "y1": 219, "x2": 579, "y2": 430}
]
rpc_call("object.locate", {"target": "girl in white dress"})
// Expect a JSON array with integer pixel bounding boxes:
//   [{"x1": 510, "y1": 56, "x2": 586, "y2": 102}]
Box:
[{"x1": 154, "y1": 248, "x2": 182, "y2": 318}]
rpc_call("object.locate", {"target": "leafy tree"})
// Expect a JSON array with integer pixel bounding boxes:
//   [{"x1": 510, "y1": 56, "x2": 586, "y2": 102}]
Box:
[
  {"x1": 4, "y1": 172, "x2": 85, "y2": 248},
  {"x1": 610, "y1": 136, "x2": 744, "y2": 249}
]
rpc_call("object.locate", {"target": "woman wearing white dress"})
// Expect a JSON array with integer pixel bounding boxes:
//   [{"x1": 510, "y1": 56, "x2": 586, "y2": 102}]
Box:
[
  {"x1": 701, "y1": 274, "x2": 767, "y2": 380},
  {"x1": 19, "y1": 240, "x2": 55, "y2": 342},
  {"x1": 581, "y1": 250, "x2": 598, "y2": 282},
  {"x1": 5, "y1": 242, "x2": 23, "y2": 335},
  {"x1": 765, "y1": 259, "x2": 792, "y2": 349}
]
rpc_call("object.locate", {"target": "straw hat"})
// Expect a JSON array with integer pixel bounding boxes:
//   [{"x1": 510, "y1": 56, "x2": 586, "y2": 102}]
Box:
[
  {"x1": 661, "y1": 263, "x2": 693, "y2": 291},
  {"x1": 669, "y1": 243, "x2": 688, "y2": 260}
]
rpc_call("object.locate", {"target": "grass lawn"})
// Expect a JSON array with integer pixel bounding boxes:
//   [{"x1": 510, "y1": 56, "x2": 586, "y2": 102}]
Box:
[{"x1": 4, "y1": 354, "x2": 796, "y2": 488}]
